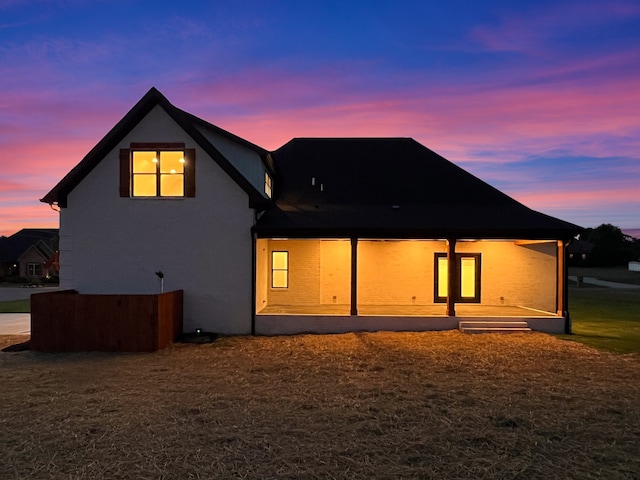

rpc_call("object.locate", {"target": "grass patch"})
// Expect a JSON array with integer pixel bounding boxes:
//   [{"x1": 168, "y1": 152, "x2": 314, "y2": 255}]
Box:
[
  {"x1": 0, "y1": 298, "x2": 30, "y2": 313},
  {"x1": 560, "y1": 287, "x2": 640, "y2": 354}
]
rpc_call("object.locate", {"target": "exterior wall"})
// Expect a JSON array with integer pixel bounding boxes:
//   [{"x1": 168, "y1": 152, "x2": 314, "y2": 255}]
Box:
[
  {"x1": 256, "y1": 315, "x2": 460, "y2": 335},
  {"x1": 319, "y1": 240, "x2": 351, "y2": 305},
  {"x1": 60, "y1": 106, "x2": 255, "y2": 334},
  {"x1": 255, "y1": 239, "x2": 351, "y2": 308},
  {"x1": 265, "y1": 239, "x2": 321, "y2": 305},
  {"x1": 196, "y1": 126, "x2": 269, "y2": 197},
  {"x1": 358, "y1": 240, "x2": 444, "y2": 305},
  {"x1": 457, "y1": 240, "x2": 557, "y2": 312},
  {"x1": 255, "y1": 238, "x2": 269, "y2": 312}
]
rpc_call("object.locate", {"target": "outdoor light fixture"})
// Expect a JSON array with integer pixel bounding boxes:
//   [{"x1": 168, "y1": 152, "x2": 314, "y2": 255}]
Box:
[
  {"x1": 155, "y1": 270, "x2": 164, "y2": 293},
  {"x1": 195, "y1": 328, "x2": 202, "y2": 335}
]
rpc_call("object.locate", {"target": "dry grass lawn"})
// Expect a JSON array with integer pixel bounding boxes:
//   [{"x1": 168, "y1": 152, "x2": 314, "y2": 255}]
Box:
[{"x1": 1, "y1": 332, "x2": 639, "y2": 479}]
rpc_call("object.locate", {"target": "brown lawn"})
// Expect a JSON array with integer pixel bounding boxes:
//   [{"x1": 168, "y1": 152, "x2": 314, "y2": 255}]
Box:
[{"x1": 1, "y1": 332, "x2": 639, "y2": 479}]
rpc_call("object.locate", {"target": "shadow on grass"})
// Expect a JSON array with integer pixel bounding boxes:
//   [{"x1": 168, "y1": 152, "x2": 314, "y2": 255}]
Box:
[{"x1": 559, "y1": 287, "x2": 640, "y2": 354}]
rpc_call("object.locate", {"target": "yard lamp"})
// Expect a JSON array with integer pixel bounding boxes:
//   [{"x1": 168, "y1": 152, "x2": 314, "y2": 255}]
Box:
[{"x1": 155, "y1": 270, "x2": 164, "y2": 293}]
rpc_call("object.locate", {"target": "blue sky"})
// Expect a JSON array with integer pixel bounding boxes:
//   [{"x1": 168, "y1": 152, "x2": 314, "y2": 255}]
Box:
[{"x1": 1, "y1": 0, "x2": 639, "y2": 236}]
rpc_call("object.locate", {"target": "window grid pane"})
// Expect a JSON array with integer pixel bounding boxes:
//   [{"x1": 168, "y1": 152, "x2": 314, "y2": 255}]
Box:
[
  {"x1": 437, "y1": 257, "x2": 448, "y2": 297},
  {"x1": 272, "y1": 251, "x2": 289, "y2": 288},
  {"x1": 131, "y1": 149, "x2": 186, "y2": 197},
  {"x1": 133, "y1": 174, "x2": 157, "y2": 196},
  {"x1": 160, "y1": 173, "x2": 184, "y2": 196},
  {"x1": 460, "y1": 257, "x2": 476, "y2": 298}
]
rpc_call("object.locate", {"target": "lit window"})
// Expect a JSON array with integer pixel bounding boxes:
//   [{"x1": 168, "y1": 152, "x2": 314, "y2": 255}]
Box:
[
  {"x1": 271, "y1": 251, "x2": 288, "y2": 288},
  {"x1": 434, "y1": 253, "x2": 481, "y2": 303},
  {"x1": 265, "y1": 172, "x2": 273, "y2": 198},
  {"x1": 132, "y1": 149, "x2": 185, "y2": 197}
]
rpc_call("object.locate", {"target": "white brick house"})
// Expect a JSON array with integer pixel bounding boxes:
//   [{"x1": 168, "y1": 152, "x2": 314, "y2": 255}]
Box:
[{"x1": 42, "y1": 88, "x2": 581, "y2": 335}]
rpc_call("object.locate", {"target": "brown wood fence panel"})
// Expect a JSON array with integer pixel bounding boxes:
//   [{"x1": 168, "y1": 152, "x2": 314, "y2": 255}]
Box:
[{"x1": 31, "y1": 290, "x2": 183, "y2": 352}]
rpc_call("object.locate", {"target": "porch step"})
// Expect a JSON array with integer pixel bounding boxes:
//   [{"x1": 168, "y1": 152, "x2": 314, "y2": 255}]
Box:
[{"x1": 458, "y1": 321, "x2": 532, "y2": 334}]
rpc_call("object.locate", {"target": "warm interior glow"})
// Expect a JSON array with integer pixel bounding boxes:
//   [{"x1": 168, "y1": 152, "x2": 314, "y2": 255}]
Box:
[
  {"x1": 160, "y1": 151, "x2": 184, "y2": 174},
  {"x1": 438, "y1": 255, "x2": 476, "y2": 298},
  {"x1": 132, "y1": 150, "x2": 185, "y2": 197},
  {"x1": 160, "y1": 174, "x2": 184, "y2": 196},
  {"x1": 438, "y1": 257, "x2": 448, "y2": 297},
  {"x1": 133, "y1": 151, "x2": 156, "y2": 173},
  {"x1": 265, "y1": 172, "x2": 273, "y2": 198},
  {"x1": 132, "y1": 151, "x2": 157, "y2": 196},
  {"x1": 133, "y1": 175, "x2": 157, "y2": 196},
  {"x1": 160, "y1": 151, "x2": 184, "y2": 196},
  {"x1": 272, "y1": 251, "x2": 288, "y2": 288},
  {"x1": 460, "y1": 257, "x2": 476, "y2": 298}
]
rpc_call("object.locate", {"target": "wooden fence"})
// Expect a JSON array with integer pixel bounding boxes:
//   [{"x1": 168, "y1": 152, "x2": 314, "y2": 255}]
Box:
[{"x1": 31, "y1": 290, "x2": 183, "y2": 352}]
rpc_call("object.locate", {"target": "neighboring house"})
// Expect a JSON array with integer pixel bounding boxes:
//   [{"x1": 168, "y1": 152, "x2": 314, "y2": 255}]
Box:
[
  {"x1": 629, "y1": 261, "x2": 640, "y2": 272},
  {"x1": 567, "y1": 239, "x2": 594, "y2": 266},
  {"x1": 0, "y1": 229, "x2": 59, "y2": 279},
  {"x1": 41, "y1": 88, "x2": 581, "y2": 336}
]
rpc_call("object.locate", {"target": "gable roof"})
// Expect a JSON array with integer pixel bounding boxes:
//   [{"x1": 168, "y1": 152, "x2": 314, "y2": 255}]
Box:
[
  {"x1": 254, "y1": 138, "x2": 582, "y2": 239},
  {"x1": 41, "y1": 87, "x2": 270, "y2": 208}
]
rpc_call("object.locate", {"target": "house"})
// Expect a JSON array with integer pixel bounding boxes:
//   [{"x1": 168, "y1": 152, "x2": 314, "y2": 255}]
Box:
[
  {"x1": 567, "y1": 239, "x2": 594, "y2": 266},
  {"x1": 0, "y1": 229, "x2": 59, "y2": 280},
  {"x1": 41, "y1": 87, "x2": 581, "y2": 336}
]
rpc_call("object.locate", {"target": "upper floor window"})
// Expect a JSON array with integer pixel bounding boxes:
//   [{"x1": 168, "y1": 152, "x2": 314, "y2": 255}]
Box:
[
  {"x1": 132, "y1": 150, "x2": 184, "y2": 196},
  {"x1": 120, "y1": 143, "x2": 195, "y2": 198},
  {"x1": 265, "y1": 171, "x2": 273, "y2": 198}
]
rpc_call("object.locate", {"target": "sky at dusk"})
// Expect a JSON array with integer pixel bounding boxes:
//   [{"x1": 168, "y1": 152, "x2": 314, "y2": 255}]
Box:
[{"x1": 1, "y1": 0, "x2": 639, "y2": 237}]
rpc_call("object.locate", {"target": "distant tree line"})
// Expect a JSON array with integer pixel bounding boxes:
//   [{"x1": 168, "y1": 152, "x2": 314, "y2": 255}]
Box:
[{"x1": 576, "y1": 224, "x2": 640, "y2": 267}]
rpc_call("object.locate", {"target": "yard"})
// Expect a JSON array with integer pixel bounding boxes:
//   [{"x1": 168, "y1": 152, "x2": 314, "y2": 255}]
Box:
[{"x1": 1, "y1": 331, "x2": 639, "y2": 479}]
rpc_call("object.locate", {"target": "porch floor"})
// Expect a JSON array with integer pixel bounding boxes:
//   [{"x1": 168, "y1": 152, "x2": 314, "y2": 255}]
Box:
[{"x1": 258, "y1": 304, "x2": 557, "y2": 317}]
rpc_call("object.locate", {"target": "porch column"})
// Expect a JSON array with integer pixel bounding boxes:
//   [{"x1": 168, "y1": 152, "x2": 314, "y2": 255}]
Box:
[
  {"x1": 350, "y1": 237, "x2": 358, "y2": 316},
  {"x1": 557, "y1": 239, "x2": 570, "y2": 333},
  {"x1": 446, "y1": 238, "x2": 458, "y2": 316}
]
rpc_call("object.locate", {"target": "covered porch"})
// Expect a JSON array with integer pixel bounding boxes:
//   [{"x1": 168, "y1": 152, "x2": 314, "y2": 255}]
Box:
[{"x1": 254, "y1": 238, "x2": 568, "y2": 334}]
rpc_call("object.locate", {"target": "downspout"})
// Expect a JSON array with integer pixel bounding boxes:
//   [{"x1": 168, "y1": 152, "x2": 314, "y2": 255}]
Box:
[
  {"x1": 251, "y1": 231, "x2": 257, "y2": 336},
  {"x1": 563, "y1": 239, "x2": 571, "y2": 334}
]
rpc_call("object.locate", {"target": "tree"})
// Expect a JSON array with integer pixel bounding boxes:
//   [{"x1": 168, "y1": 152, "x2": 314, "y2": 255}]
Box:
[{"x1": 579, "y1": 224, "x2": 640, "y2": 266}]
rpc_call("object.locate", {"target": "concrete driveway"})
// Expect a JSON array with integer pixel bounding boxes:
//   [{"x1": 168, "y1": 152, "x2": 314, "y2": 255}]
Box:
[
  {"x1": 0, "y1": 286, "x2": 58, "y2": 335},
  {"x1": 0, "y1": 313, "x2": 30, "y2": 334},
  {"x1": 0, "y1": 286, "x2": 59, "y2": 302}
]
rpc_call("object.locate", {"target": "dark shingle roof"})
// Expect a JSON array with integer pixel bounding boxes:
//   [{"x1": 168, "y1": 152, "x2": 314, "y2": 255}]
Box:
[
  {"x1": 0, "y1": 229, "x2": 59, "y2": 262},
  {"x1": 254, "y1": 138, "x2": 581, "y2": 239}
]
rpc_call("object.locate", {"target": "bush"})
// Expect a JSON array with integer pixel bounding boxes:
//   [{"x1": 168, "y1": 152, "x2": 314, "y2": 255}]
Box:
[{"x1": 6, "y1": 276, "x2": 30, "y2": 284}]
